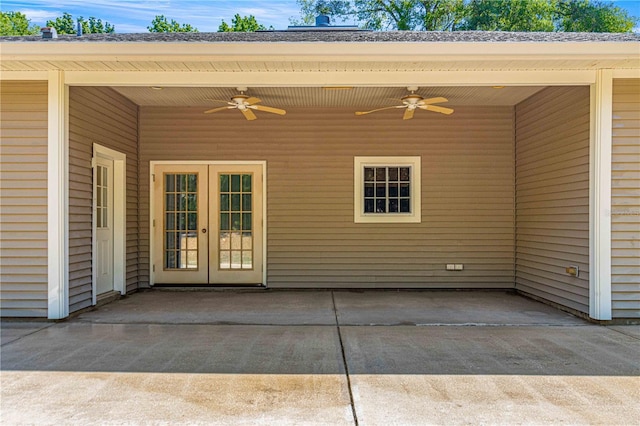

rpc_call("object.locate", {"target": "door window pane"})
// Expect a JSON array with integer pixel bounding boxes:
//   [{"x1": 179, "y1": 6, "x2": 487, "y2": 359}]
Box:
[
  {"x1": 219, "y1": 173, "x2": 254, "y2": 270},
  {"x1": 164, "y1": 173, "x2": 198, "y2": 270}
]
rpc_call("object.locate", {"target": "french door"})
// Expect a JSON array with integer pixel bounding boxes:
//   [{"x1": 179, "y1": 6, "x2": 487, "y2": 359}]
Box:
[{"x1": 152, "y1": 164, "x2": 263, "y2": 285}]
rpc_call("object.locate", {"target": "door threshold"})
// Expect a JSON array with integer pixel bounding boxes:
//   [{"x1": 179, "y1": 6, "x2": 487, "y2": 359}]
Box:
[{"x1": 152, "y1": 284, "x2": 266, "y2": 290}]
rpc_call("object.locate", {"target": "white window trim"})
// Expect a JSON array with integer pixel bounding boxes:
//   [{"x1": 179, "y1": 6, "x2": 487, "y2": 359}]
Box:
[{"x1": 354, "y1": 156, "x2": 421, "y2": 223}]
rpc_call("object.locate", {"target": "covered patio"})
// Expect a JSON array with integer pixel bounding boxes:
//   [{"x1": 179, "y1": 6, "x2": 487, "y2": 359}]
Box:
[{"x1": 2, "y1": 290, "x2": 639, "y2": 424}]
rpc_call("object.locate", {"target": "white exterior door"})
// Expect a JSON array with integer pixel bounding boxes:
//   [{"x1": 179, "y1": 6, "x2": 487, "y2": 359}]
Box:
[
  {"x1": 95, "y1": 158, "x2": 114, "y2": 295},
  {"x1": 153, "y1": 163, "x2": 263, "y2": 285}
]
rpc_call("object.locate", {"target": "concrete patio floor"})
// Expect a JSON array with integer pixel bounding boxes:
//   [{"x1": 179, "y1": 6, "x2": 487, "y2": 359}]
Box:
[{"x1": 1, "y1": 290, "x2": 639, "y2": 425}]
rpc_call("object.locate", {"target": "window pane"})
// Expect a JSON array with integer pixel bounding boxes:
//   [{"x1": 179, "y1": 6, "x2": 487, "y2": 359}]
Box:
[
  {"x1": 375, "y1": 167, "x2": 386, "y2": 181},
  {"x1": 165, "y1": 251, "x2": 176, "y2": 269},
  {"x1": 220, "y1": 213, "x2": 230, "y2": 231},
  {"x1": 220, "y1": 232, "x2": 230, "y2": 250},
  {"x1": 376, "y1": 183, "x2": 386, "y2": 197},
  {"x1": 187, "y1": 194, "x2": 197, "y2": 211},
  {"x1": 179, "y1": 194, "x2": 186, "y2": 211},
  {"x1": 166, "y1": 213, "x2": 176, "y2": 230},
  {"x1": 376, "y1": 199, "x2": 386, "y2": 213},
  {"x1": 231, "y1": 232, "x2": 241, "y2": 250},
  {"x1": 242, "y1": 251, "x2": 253, "y2": 269},
  {"x1": 220, "y1": 174, "x2": 229, "y2": 192},
  {"x1": 219, "y1": 251, "x2": 231, "y2": 269},
  {"x1": 177, "y1": 174, "x2": 187, "y2": 192},
  {"x1": 166, "y1": 194, "x2": 175, "y2": 211},
  {"x1": 231, "y1": 251, "x2": 242, "y2": 269},
  {"x1": 231, "y1": 194, "x2": 241, "y2": 212},
  {"x1": 242, "y1": 232, "x2": 253, "y2": 250},
  {"x1": 242, "y1": 213, "x2": 252, "y2": 230},
  {"x1": 166, "y1": 232, "x2": 176, "y2": 249},
  {"x1": 364, "y1": 199, "x2": 374, "y2": 213},
  {"x1": 97, "y1": 166, "x2": 103, "y2": 186},
  {"x1": 231, "y1": 174, "x2": 241, "y2": 192},
  {"x1": 364, "y1": 167, "x2": 375, "y2": 182},
  {"x1": 165, "y1": 174, "x2": 175, "y2": 192},
  {"x1": 364, "y1": 183, "x2": 374, "y2": 197},
  {"x1": 188, "y1": 213, "x2": 197, "y2": 230},
  {"x1": 242, "y1": 174, "x2": 252, "y2": 192},
  {"x1": 389, "y1": 199, "x2": 399, "y2": 212},
  {"x1": 400, "y1": 167, "x2": 410, "y2": 181},
  {"x1": 388, "y1": 167, "x2": 399, "y2": 181},
  {"x1": 220, "y1": 194, "x2": 230, "y2": 212},
  {"x1": 242, "y1": 194, "x2": 252, "y2": 211},
  {"x1": 400, "y1": 199, "x2": 410, "y2": 212},
  {"x1": 188, "y1": 174, "x2": 197, "y2": 192},
  {"x1": 388, "y1": 183, "x2": 398, "y2": 197},
  {"x1": 400, "y1": 183, "x2": 410, "y2": 197},
  {"x1": 231, "y1": 213, "x2": 241, "y2": 230}
]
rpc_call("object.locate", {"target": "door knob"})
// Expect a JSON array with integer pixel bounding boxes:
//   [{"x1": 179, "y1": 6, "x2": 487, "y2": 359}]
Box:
[{"x1": 202, "y1": 228, "x2": 207, "y2": 233}]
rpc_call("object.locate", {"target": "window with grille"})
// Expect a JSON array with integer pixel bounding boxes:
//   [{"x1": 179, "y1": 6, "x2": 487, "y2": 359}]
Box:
[{"x1": 354, "y1": 156, "x2": 421, "y2": 223}]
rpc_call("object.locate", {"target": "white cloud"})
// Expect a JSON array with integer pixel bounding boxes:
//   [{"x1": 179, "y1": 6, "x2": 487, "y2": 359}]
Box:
[{"x1": 18, "y1": 8, "x2": 61, "y2": 22}]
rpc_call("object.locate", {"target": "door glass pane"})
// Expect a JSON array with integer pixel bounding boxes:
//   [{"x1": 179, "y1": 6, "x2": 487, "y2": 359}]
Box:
[
  {"x1": 219, "y1": 173, "x2": 254, "y2": 270},
  {"x1": 96, "y1": 165, "x2": 108, "y2": 228},
  {"x1": 164, "y1": 173, "x2": 198, "y2": 270}
]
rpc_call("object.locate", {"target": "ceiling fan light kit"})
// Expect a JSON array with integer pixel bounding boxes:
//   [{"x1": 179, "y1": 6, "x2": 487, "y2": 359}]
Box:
[
  {"x1": 203, "y1": 87, "x2": 287, "y2": 121},
  {"x1": 355, "y1": 87, "x2": 454, "y2": 120},
  {"x1": 203, "y1": 86, "x2": 453, "y2": 121}
]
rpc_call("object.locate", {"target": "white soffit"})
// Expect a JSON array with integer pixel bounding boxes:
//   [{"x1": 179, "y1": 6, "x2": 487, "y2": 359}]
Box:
[{"x1": 111, "y1": 85, "x2": 546, "y2": 107}]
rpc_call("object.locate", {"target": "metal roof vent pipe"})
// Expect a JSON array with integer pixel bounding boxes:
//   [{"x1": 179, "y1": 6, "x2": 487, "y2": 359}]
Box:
[
  {"x1": 41, "y1": 27, "x2": 57, "y2": 39},
  {"x1": 77, "y1": 19, "x2": 83, "y2": 36},
  {"x1": 315, "y1": 15, "x2": 331, "y2": 27}
]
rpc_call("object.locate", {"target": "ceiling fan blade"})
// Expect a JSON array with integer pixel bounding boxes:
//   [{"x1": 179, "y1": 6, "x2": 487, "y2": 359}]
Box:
[
  {"x1": 250, "y1": 105, "x2": 287, "y2": 115},
  {"x1": 355, "y1": 105, "x2": 405, "y2": 116},
  {"x1": 244, "y1": 97, "x2": 262, "y2": 105},
  {"x1": 419, "y1": 104, "x2": 454, "y2": 115},
  {"x1": 403, "y1": 108, "x2": 415, "y2": 120},
  {"x1": 418, "y1": 97, "x2": 448, "y2": 105},
  {"x1": 241, "y1": 108, "x2": 258, "y2": 121},
  {"x1": 204, "y1": 106, "x2": 233, "y2": 114}
]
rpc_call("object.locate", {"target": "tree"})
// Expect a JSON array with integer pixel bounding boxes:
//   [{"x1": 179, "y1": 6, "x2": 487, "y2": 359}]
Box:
[
  {"x1": 218, "y1": 14, "x2": 272, "y2": 32},
  {"x1": 461, "y1": 0, "x2": 556, "y2": 31},
  {"x1": 147, "y1": 15, "x2": 198, "y2": 33},
  {"x1": 291, "y1": 0, "x2": 354, "y2": 25},
  {"x1": 0, "y1": 11, "x2": 40, "y2": 35},
  {"x1": 555, "y1": 0, "x2": 636, "y2": 32},
  {"x1": 46, "y1": 12, "x2": 115, "y2": 34}
]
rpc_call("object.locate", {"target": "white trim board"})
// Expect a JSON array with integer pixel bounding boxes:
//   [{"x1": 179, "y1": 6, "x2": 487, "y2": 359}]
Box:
[
  {"x1": 149, "y1": 161, "x2": 268, "y2": 287},
  {"x1": 92, "y1": 144, "x2": 127, "y2": 304},
  {"x1": 47, "y1": 70, "x2": 69, "y2": 319},
  {"x1": 589, "y1": 69, "x2": 613, "y2": 321}
]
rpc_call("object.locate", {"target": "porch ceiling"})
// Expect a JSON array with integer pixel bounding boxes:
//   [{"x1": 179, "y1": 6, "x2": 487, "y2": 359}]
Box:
[{"x1": 111, "y1": 85, "x2": 546, "y2": 108}]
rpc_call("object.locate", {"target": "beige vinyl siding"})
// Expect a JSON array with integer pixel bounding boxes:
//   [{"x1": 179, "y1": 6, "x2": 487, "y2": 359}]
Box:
[
  {"x1": 68, "y1": 87, "x2": 138, "y2": 312},
  {"x1": 140, "y1": 106, "x2": 515, "y2": 288},
  {"x1": 0, "y1": 81, "x2": 48, "y2": 317},
  {"x1": 515, "y1": 86, "x2": 590, "y2": 313},
  {"x1": 612, "y1": 79, "x2": 640, "y2": 318}
]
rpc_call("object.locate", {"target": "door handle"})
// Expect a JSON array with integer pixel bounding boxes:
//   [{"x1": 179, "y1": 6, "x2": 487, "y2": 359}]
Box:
[{"x1": 202, "y1": 228, "x2": 207, "y2": 234}]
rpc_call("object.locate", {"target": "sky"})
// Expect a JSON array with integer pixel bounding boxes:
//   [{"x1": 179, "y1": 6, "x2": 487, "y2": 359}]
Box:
[{"x1": 2, "y1": 0, "x2": 639, "y2": 33}]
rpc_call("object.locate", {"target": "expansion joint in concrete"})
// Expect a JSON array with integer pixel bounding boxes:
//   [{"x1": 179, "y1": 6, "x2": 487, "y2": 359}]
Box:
[{"x1": 331, "y1": 291, "x2": 359, "y2": 426}]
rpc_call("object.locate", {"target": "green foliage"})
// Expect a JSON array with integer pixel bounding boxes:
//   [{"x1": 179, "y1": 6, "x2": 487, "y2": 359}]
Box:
[
  {"x1": 147, "y1": 15, "x2": 198, "y2": 33},
  {"x1": 0, "y1": 11, "x2": 40, "y2": 35},
  {"x1": 555, "y1": 0, "x2": 637, "y2": 32},
  {"x1": 291, "y1": 0, "x2": 354, "y2": 25},
  {"x1": 46, "y1": 12, "x2": 115, "y2": 34},
  {"x1": 292, "y1": 0, "x2": 637, "y2": 32},
  {"x1": 218, "y1": 14, "x2": 272, "y2": 32},
  {"x1": 461, "y1": 0, "x2": 556, "y2": 31}
]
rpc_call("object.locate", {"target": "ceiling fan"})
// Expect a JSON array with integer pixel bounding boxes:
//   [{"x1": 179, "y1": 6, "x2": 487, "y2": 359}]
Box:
[
  {"x1": 204, "y1": 87, "x2": 286, "y2": 121},
  {"x1": 355, "y1": 86, "x2": 454, "y2": 120}
]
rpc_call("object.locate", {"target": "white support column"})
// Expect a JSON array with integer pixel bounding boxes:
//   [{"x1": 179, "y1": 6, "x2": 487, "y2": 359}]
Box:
[
  {"x1": 589, "y1": 69, "x2": 613, "y2": 320},
  {"x1": 47, "y1": 70, "x2": 69, "y2": 319}
]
